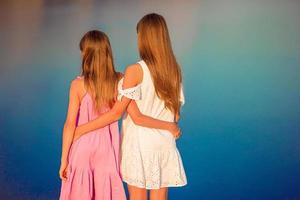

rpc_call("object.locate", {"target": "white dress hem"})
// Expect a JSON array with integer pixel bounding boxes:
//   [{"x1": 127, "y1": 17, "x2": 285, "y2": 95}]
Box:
[{"x1": 122, "y1": 177, "x2": 187, "y2": 190}]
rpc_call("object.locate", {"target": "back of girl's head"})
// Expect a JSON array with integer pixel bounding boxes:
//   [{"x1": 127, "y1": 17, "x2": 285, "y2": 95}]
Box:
[
  {"x1": 137, "y1": 13, "x2": 182, "y2": 114},
  {"x1": 79, "y1": 30, "x2": 118, "y2": 110}
]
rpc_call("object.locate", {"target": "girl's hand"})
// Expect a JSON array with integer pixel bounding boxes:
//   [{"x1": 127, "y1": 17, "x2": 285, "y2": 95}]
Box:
[
  {"x1": 168, "y1": 123, "x2": 181, "y2": 139},
  {"x1": 59, "y1": 161, "x2": 69, "y2": 181}
]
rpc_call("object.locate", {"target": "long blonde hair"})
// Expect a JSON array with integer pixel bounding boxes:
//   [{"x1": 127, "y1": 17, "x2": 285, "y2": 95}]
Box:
[
  {"x1": 79, "y1": 30, "x2": 119, "y2": 110},
  {"x1": 137, "y1": 13, "x2": 182, "y2": 114}
]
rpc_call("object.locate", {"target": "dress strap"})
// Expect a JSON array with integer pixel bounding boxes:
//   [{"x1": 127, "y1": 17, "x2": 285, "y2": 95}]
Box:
[
  {"x1": 137, "y1": 60, "x2": 151, "y2": 83},
  {"x1": 137, "y1": 60, "x2": 147, "y2": 70}
]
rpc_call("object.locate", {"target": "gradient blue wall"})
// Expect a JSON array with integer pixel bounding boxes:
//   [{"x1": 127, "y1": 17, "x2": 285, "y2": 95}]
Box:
[{"x1": 0, "y1": 0, "x2": 299, "y2": 199}]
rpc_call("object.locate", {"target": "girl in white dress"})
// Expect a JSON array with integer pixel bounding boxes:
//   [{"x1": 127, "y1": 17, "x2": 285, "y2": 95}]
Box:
[{"x1": 74, "y1": 13, "x2": 187, "y2": 200}]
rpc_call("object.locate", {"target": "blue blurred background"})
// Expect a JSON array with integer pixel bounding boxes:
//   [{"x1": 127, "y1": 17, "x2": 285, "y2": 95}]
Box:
[{"x1": 0, "y1": 0, "x2": 300, "y2": 199}]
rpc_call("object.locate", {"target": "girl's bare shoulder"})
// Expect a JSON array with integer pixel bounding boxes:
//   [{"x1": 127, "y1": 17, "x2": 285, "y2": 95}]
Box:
[
  {"x1": 125, "y1": 63, "x2": 142, "y2": 73},
  {"x1": 124, "y1": 63, "x2": 143, "y2": 83},
  {"x1": 70, "y1": 76, "x2": 86, "y2": 98}
]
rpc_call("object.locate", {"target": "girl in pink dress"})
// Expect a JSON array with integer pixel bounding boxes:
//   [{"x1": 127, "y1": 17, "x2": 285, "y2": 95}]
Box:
[{"x1": 59, "y1": 30, "x2": 180, "y2": 200}]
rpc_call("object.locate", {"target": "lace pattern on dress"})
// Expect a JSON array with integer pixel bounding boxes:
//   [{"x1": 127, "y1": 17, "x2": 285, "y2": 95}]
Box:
[{"x1": 117, "y1": 78, "x2": 141, "y2": 101}]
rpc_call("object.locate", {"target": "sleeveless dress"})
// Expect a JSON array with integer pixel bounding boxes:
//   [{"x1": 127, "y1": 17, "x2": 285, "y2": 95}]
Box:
[
  {"x1": 118, "y1": 60, "x2": 187, "y2": 189},
  {"x1": 59, "y1": 76, "x2": 126, "y2": 200}
]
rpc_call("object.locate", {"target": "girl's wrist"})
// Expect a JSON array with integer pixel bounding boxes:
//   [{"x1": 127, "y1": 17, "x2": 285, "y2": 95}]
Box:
[
  {"x1": 167, "y1": 122, "x2": 175, "y2": 131},
  {"x1": 61, "y1": 158, "x2": 68, "y2": 164}
]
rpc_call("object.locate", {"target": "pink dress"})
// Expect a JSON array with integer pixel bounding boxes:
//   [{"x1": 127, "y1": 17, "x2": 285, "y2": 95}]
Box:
[{"x1": 59, "y1": 80, "x2": 126, "y2": 200}]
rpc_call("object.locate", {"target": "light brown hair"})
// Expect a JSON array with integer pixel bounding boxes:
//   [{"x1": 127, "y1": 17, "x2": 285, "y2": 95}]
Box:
[
  {"x1": 79, "y1": 30, "x2": 119, "y2": 110},
  {"x1": 137, "y1": 13, "x2": 182, "y2": 114}
]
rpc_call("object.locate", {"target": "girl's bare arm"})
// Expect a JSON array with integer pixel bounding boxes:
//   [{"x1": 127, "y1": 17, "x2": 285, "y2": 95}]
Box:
[
  {"x1": 61, "y1": 81, "x2": 81, "y2": 162},
  {"x1": 127, "y1": 101, "x2": 179, "y2": 135},
  {"x1": 59, "y1": 80, "x2": 81, "y2": 180}
]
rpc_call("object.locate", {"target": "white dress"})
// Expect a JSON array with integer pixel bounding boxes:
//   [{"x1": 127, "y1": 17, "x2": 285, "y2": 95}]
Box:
[{"x1": 118, "y1": 60, "x2": 187, "y2": 189}]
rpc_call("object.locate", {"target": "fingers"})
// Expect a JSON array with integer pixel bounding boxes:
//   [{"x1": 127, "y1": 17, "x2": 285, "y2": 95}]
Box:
[
  {"x1": 59, "y1": 169, "x2": 68, "y2": 181},
  {"x1": 61, "y1": 173, "x2": 67, "y2": 181},
  {"x1": 170, "y1": 124, "x2": 182, "y2": 139},
  {"x1": 174, "y1": 128, "x2": 181, "y2": 139}
]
